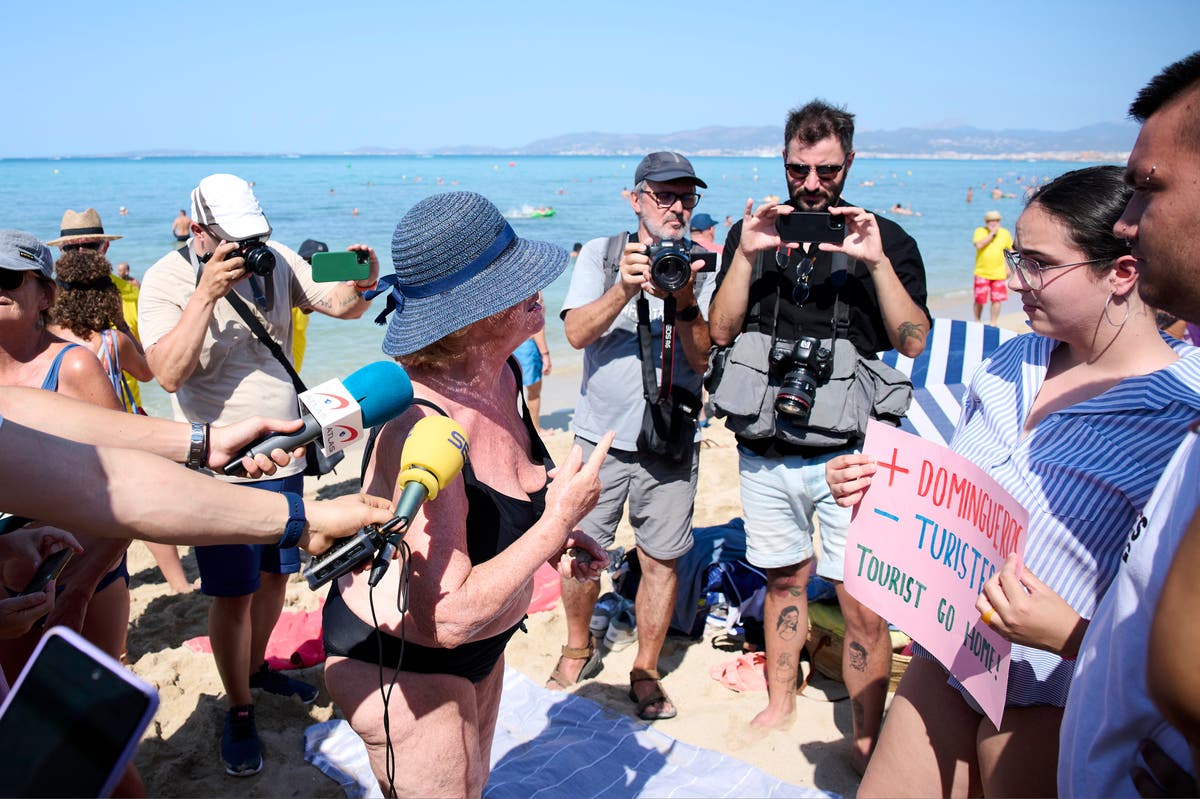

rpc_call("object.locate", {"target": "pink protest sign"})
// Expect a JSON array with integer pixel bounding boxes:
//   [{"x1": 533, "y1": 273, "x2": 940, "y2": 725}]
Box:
[{"x1": 843, "y1": 419, "x2": 1029, "y2": 727}]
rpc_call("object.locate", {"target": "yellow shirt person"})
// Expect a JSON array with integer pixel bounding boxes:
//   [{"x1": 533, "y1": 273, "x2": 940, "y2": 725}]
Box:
[{"x1": 972, "y1": 210, "x2": 1013, "y2": 326}]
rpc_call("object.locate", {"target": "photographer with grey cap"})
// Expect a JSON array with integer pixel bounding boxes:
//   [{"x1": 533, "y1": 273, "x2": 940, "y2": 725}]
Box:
[
  {"x1": 138, "y1": 173, "x2": 380, "y2": 777},
  {"x1": 546, "y1": 151, "x2": 715, "y2": 722}
]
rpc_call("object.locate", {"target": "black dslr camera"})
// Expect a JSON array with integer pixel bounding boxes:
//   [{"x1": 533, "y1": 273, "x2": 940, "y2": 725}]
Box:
[
  {"x1": 229, "y1": 239, "x2": 276, "y2": 277},
  {"x1": 769, "y1": 336, "x2": 833, "y2": 420},
  {"x1": 644, "y1": 239, "x2": 717, "y2": 293}
]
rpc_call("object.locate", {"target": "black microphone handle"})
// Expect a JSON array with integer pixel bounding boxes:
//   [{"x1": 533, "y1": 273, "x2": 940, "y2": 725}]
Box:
[{"x1": 223, "y1": 414, "x2": 323, "y2": 477}]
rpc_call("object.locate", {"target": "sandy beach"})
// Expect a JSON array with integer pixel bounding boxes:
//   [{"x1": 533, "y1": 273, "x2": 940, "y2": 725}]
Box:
[{"x1": 121, "y1": 299, "x2": 1029, "y2": 798}]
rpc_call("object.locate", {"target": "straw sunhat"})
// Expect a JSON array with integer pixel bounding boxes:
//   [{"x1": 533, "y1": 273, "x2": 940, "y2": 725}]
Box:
[{"x1": 46, "y1": 208, "x2": 122, "y2": 247}]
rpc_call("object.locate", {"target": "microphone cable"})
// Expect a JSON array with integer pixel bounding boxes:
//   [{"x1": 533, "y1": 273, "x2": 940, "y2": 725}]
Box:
[{"x1": 368, "y1": 533, "x2": 411, "y2": 799}]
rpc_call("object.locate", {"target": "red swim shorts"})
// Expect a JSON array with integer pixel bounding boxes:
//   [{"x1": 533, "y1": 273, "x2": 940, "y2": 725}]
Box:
[{"x1": 974, "y1": 276, "x2": 1008, "y2": 304}]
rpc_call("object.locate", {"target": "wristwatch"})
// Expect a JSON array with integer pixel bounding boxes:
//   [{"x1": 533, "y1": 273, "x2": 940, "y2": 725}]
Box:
[
  {"x1": 676, "y1": 304, "x2": 701, "y2": 322},
  {"x1": 185, "y1": 422, "x2": 208, "y2": 470}
]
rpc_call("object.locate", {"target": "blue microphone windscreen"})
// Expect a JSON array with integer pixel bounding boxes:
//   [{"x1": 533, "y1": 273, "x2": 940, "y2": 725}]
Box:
[{"x1": 342, "y1": 361, "x2": 414, "y2": 428}]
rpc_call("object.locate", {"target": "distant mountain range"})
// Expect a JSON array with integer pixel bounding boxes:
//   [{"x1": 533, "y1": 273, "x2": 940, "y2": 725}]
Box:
[
  {"x1": 37, "y1": 121, "x2": 1139, "y2": 161},
  {"x1": 348, "y1": 121, "x2": 1139, "y2": 161}
]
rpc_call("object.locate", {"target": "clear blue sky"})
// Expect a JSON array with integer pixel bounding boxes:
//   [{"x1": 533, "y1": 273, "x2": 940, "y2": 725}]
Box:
[{"x1": 4, "y1": 0, "x2": 1197, "y2": 157}]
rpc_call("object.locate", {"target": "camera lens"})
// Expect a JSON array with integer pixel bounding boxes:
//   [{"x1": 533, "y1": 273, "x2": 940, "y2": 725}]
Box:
[
  {"x1": 650, "y1": 250, "x2": 690, "y2": 293},
  {"x1": 242, "y1": 244, "x2": 276, "y2": 276},
  {"x1": 775, "y1": 368, "x2": 818, "y2": 419}
]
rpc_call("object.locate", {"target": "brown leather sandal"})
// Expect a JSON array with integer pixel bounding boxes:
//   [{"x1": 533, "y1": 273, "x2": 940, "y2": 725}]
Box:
[
  {"x1": 628, "y1": 667, "x2": 678, "y2": 720},
  {"x1": 545, "y1": 638, "x2": 603, "y2": 690}
]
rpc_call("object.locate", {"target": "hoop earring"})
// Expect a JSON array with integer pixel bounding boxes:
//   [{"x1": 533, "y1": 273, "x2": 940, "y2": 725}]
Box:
[{"x1": 1104, "y1": 291, "x2": 1130, "y2": 328}]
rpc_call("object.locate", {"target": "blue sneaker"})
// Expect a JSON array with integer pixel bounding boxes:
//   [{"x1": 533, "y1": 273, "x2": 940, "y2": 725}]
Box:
[
  {"x1": 221, "y1": 704, "x2": 262, "y2": 777},
  {"x1": 249, "y1": 663, "x2": 319, "y2": 704}
]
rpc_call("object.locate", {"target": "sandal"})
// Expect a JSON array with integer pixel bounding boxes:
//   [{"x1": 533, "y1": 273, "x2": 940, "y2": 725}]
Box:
[
  {"x1": 628, "y1": 667, "x2": 678, "y2": 721},
  {"x1": 545, "y1": 638, "x2": 603, "y2": 690}
]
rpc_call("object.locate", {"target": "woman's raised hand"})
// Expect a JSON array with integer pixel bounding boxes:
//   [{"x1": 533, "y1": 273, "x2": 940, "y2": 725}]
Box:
[{"x1": 545, "y1": 431, "x2": 613, "y2": 534}]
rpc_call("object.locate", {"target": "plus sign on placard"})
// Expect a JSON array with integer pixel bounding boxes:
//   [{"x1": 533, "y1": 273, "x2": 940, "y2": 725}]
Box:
[{"x1": 876, "y1": 447, "x2": 910, "y2": 487}]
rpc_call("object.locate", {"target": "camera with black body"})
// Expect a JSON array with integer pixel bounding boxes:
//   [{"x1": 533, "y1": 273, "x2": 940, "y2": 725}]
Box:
[
  {"x1": 230, "y1": 238, "x2": 276, "y2": 276},
  {"x1": 645, "y1": 239, "x2": 716, "y2": 293},
  {"x1": 769, "y1": 336, "x2": 833, "y2": 420}
]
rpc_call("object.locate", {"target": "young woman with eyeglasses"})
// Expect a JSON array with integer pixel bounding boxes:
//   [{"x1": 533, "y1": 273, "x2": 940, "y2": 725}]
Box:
[{"x1": 827, "y1": 166, "x2": 1200, "y2": 797}]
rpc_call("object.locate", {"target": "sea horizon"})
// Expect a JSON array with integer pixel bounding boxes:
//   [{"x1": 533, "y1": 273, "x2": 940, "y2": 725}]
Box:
[{"x1": 2, "y1": 153, "x2": 1086, "y2": 418}]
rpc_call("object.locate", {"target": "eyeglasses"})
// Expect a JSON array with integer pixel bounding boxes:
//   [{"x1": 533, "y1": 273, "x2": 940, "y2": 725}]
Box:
[
  {"x1": 638, "y1": 189, "x2": 702, "y2": 210},
  {"x1": 61, "y1": 241, "x2": 103, "y2": 252},
  {"x1": 1003, "y1": 249, "x2": 1109, "y2": 291},
  {"x1": 785, "y1": 161, "x2": 846, "y2": 181},
  {"x1": 0, "y1": 269, "x2": 30, "y2": 291}
]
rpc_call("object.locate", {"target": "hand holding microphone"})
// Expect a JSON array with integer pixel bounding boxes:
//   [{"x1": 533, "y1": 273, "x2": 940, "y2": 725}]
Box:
[
  {"x1": 303, "y1": 415, "x2": 469, "y2": 590},
  {"x1": 224, "y1": 361, "x2": 414, "y2": 477}
]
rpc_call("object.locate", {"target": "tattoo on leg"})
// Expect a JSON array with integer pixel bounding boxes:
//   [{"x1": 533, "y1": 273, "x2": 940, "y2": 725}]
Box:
[
  {"x1": 773, "y1": 652, "x2": 797, "y2": 685},
  {"x1": 848, "y1": 641, "x2": 868, "y2": 672},
  {"x1": 776, "y1": 605, "x2": 801, "y2": 641},
  {"x1": 852, "y1": 698, "x2": 865, "y2": 732},
  {"x1": 897, "y1": 321, "x2": 926, "y2": 349}
]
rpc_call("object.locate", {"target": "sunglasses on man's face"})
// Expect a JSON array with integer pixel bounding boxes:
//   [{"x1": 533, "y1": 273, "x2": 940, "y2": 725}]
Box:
[
  {"x1": 784, "y1": 162, "x2": 846, "y2": 180},
  {"x1": 0, "y1": 269, "x2": 30, "y2": 291},
  {"x1": 61, "y1": 241, "x2": 103, "y2": 252}
]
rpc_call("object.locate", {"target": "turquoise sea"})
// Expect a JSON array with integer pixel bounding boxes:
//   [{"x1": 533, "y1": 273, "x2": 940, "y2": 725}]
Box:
[{"x1": 0, "y1": 154, "x2": 1106, "y2": 417}]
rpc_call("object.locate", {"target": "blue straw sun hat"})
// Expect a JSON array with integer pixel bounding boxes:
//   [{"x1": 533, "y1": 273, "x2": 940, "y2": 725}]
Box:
[{"x1": 371, "y1": 192, "x2": 569, "y2": 356}]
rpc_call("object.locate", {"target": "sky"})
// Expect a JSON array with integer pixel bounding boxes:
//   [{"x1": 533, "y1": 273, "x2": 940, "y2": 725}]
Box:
[{"x1": 4, "y1": 0, "x2": 1198, "y2": 158}]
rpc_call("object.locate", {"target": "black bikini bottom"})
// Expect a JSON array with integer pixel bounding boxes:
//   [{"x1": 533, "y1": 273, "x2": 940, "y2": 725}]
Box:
[{"x1": 322, "y1": 584, "x2": 520, "y2": 684}]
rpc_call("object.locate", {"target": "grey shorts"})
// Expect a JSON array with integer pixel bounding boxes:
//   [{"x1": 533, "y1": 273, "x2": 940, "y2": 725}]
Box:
[{"x1": 575, "y1": 436, "x2": 698, "y2": 561}]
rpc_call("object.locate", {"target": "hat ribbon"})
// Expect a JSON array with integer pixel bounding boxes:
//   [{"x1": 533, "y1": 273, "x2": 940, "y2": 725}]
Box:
[
  {"x1": 369, "y1": 222, "x2": 516, "y2": 326},
  {"x1": 60, "y1": 226, "x2": 106, "y2": 236}
]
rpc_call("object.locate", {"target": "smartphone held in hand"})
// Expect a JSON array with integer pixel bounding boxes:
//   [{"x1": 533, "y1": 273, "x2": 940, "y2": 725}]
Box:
[
  {"x1": 776, "y1": 211, "x2": 846, "y2": 244},
  {"x1": 312, "y1": 250, "x2": 371, "y2": 282}
]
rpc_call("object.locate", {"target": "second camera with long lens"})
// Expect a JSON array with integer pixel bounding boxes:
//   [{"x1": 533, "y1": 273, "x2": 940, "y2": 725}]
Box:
[{"x1": 769, "y1": 336, "x2": 832, "y2": 420}]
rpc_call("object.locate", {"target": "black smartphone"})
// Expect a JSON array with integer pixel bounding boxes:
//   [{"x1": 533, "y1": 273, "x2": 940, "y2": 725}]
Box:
[
  {"x1": 0, "y1": 626, "x2": 159, "y2": 798},
  {"x1": 776, "y1": 211, "x2": 846, "y2": 244},
  {"x1": 19, "y1": 548, "x2": 73, "y2": 596},
  {"x1": 311, "y1": 250, "x2": 371, "y2": 282}
]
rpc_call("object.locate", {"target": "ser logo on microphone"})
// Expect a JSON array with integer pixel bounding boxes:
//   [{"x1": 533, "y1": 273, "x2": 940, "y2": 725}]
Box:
[{"x1": 447, "y1": 429, "x2": 469, "y2": 459}]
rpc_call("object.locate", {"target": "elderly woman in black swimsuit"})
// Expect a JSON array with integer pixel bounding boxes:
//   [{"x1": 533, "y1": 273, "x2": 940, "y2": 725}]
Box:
[{"x1": 322, "y1": 193, "x2": 611, "y2": 798}]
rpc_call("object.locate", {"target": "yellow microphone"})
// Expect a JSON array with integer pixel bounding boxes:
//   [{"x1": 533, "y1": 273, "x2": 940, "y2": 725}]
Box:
[{"x1": 369, "y1": 416, "x2": 469, "y2": 586}]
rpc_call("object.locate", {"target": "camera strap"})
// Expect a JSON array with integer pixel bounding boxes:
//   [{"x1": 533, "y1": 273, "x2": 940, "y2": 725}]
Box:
[
  {"x1": 636, "y1": 293, "x2": 676, "y2": 403},
  {"x1": 188, "y1": 246, "x2": 307, "y2": 396}
]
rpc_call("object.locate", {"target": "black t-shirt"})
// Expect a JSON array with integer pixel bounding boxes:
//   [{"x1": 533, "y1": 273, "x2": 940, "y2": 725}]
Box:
[{"x1": 713, "y1": 199, "x2": 931, "y2": 456}]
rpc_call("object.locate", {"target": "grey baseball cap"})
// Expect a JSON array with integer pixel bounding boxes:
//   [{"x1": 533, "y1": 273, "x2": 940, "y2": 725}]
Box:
[
  {"x1": 634, "y1": 151, "x2": 707, "y2": 188},
  {"x1": 0, "y1": 230, "x2": 54, "y2": 278}
]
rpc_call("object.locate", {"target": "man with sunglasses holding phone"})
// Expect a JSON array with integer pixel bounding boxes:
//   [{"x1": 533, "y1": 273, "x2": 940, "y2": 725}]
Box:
[
  {"x1": 138, "y1": 173, "x2": 379, "y2": 777},
  {"x1": 548, "y1": 152, "x2": 714, "y2": 721},
  {"x1": 708, "y1": 100, "x2": 930, "y2": 772}
]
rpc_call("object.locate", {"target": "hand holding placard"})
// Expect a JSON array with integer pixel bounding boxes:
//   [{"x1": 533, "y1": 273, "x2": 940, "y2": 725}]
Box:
[{"x1": 842, "y1": 419, "x2": 1030, "y2": 728}]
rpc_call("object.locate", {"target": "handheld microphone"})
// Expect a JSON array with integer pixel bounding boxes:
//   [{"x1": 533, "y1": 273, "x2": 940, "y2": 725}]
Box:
[
  {"x1": 303, "y1": 415, "x2": 469, "y2": 590},
  {"x1": 368, "y1": 416, "x2": 469, "y2": 586},
  {"x1": 224, "y1": 361, "x2": 414, "y2": 477}
]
